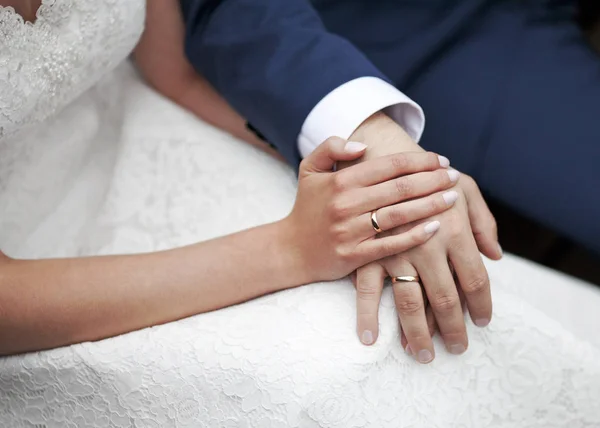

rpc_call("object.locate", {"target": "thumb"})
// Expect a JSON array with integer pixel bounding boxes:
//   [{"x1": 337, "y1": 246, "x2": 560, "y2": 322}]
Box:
[{"x1": 300, "y1": 137, "x2": 367, "y2": 174}]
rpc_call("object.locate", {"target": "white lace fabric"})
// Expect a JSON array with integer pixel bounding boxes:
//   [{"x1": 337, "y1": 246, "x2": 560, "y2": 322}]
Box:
[
  {"x1": 0, "y1": 0, "x2": 143, "y2": 141},
  {"x1": 1, "y1": 1, "x2": 600, "y2": 427}
]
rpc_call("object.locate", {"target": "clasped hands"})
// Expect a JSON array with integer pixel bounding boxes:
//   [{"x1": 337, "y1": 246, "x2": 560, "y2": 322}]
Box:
[{"x1": 286, "y1": 121, "x2": 501, "y2": 364}]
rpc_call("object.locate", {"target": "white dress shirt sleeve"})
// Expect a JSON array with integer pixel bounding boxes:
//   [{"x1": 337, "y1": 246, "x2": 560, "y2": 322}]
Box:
[{"x1": 297, "y1": 76, "x2": 425, "y2": 158}]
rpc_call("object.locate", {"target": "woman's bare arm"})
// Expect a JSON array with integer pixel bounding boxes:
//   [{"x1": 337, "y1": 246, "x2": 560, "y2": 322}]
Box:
[
  {"x1": 133, "y1": 0, "x2": 282, "y2": 160},
  {"x1": 0, "y1": 223, "x2": 301, "y2": 356},
  {"x1": 0, "y1": 140, "x2": 452, "y2": 356}
]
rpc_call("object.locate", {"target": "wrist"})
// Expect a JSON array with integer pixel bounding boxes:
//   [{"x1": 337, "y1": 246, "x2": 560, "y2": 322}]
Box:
[
  {"x1": 350, "y1": 112, "x2": 424, "y2": 158},
  {"x1": 270, "y1": 218, "x2": 314, "y2": 289}
]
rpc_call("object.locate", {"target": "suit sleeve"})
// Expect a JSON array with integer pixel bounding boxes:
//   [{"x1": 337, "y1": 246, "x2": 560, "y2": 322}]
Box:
[{"x1": 181, "y1": 0, "x2": 392, "y2": 165}]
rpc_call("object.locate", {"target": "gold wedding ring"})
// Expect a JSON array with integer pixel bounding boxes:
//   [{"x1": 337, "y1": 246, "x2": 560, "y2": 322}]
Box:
[
  {"x1": 391, "y1": 276, "x2": 421, "y2": 284},
  {"x1": 370, "y1": 210, "x2": 383, "y2": 233}
]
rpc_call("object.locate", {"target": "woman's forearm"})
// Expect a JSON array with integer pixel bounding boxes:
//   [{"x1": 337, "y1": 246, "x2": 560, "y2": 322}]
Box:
[{"x1": 0, "y1": 221, "x2": 303, "y2": 356}]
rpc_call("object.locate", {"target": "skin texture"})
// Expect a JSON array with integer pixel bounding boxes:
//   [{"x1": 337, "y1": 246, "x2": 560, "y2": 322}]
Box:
[
  {"x1": 344, "y1": 112, "x2": 502, "y2": 364},
  {"x1": 0, "y1": 139, "x2": 456, "y2": 356}
]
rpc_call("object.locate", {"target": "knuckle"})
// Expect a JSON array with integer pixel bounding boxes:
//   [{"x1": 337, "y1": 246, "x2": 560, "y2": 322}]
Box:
[
  {"x1": 328, "y1": 198, "x2": 352, "y2": 220},
  {"x1": 378, "y1": 239, "x2": 395, "y2": 257},
  {"x1": 431, "y1": 293, "x2": 460, "y2": 314},
  {"x1": 396, "y1": 297, "x2": 424, "y2": 315},
  {"x1": 463, "y1": 275, "x2": 490, "y2": 296},
  {"x1": 394, "y1": 177, "x2": 413, "y2": 198},
  {"x1": 334, "y1": 244, "x2": 354, "y2": 262},
  {"x1": 410, "y1": 229, "x2": 428, "y2": 246},
  {"x1": 330, "y1": 223, "x2": 350, "y2": 244},
  {"x1": 387, "y1": 206, "x2": 408, "y2": 227},
  {"x1": 428, "y1": 196, "x2": 442, "y2": 214},
  {"x1": 357, "y1": 282, "x2": 381, "y2": 300},
  {"x1": 331, "y1": 172, "x2": 349, "y2": 192},
  {"x1": 391, "y1": 153, "x2": 410, "y2": 172}
]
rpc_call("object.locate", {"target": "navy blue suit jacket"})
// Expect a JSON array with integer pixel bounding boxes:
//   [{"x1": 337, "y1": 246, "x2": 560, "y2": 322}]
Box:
[{"x1": 180, "y1": 0, "x2": 395, "y2": 166}]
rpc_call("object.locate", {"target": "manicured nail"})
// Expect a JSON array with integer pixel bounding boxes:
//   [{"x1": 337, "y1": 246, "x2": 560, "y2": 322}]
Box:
[
  {"x1": 405, "y1": 344, "x2": 412, "y2": 355},
  {"x1": 475, "y1": 318, "x2": 490, "y2": 328},
  {"x1": 448, "y1": 344, "x2": 466, "y2": 355},
  {"x1": 443, "y1": 190, "x2": 459, "y2": 206},
  {"x1": 417, "y1": 349, "x2": 433, "y2": 364},
  {"x1": 424, "y1": 221, "x2": 441, "y2": 234},
  {"x1": 344, "y1": 141, "x2": 368, "y2": 153},
  {"x1": 438, "y1": 155, "x2": 450, "y2": 168},
  {"x1": 447, "y1": 170, "x2": 460, "y2": 182},
  {"x1": 361, "y1": 330, "x2": 374, "y2": 345},
  {"x1": 497, "y1": 243, "x2": 503, "y2": 257}
]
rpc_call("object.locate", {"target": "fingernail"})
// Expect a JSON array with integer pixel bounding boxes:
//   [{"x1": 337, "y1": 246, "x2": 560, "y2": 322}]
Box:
[
  {"x1": 361, "y1": 330, "x2": 374, "y2": 345},
  {"x1": 424, "y1": 221, "x2": 441, "y2": 234},
  {"x1": 405, "y1": 344, "x2": 412, "y2": 355},
  {"x1": 475, "y1": 318, "x2": 490, "y2": 328},
  {"x1": 417, "y1": 349, "x2": 433, "y2": 364},
  {"x1": 448, "y1": 344, "x2": 466, "y2": 355},
  {"x1": 344, "y1": 141, "x2": 368, "y2": 153},
  {"x1": 443, "y1": 190, "x2": 459, "y2": 206},
  {"x1": 438, "y1": 155, "x2": 450, "y2": 168},
  {"x1": 497, "y1": 243, "x2": 503, "y2": 257},
  {"x1": 447, "y1": 170, "x2": 460, "y2": 182}
]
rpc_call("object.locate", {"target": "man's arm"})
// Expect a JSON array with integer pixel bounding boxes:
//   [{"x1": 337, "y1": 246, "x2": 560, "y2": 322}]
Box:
[{"x1": 180, "y1": 0, "x2": 423, "y2": 165}]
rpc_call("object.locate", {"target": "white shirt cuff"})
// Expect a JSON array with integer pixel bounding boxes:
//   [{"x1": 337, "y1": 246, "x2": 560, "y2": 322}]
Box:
[{"x1": 297, "y1": 76, "x2": 425, "y2": 158}]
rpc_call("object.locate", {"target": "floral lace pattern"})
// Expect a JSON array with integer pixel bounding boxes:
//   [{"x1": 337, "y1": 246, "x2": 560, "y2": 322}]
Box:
[
  {"x1": 1, "y1": 1, "x2": 600, "y2": 427},
  {"x1": 0, "y1": 0, "x2": 144, "y2": 141}
]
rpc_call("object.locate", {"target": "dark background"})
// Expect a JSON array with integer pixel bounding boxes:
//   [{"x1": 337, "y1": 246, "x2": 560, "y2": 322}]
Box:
[{"x1": 490, "y1": 1, "x2": 600, "y2": 284}]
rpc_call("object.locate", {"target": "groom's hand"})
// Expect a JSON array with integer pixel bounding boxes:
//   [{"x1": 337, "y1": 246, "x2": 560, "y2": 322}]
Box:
[{"x1": 340, "y1": 113, "x2": 501, "y2": 363}]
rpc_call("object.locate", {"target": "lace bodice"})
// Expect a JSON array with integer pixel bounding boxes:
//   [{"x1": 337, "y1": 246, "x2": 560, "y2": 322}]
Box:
[
  {"x1": 0, "y1": 0, "x2": 146, "y2": 255},
  {"x1": 0, "y1": 0, "x2": 145, "y2": 141}
]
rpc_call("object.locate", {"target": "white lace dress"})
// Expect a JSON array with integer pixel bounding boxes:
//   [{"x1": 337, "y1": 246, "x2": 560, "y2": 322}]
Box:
[{"x1": 1, "y1": 1, "x2": 600, "y2": 427}]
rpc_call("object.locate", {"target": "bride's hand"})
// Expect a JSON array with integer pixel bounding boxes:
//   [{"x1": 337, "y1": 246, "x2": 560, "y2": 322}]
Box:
[{"x1": 283, "y1": 137, "x2": 460, "y2": 284}]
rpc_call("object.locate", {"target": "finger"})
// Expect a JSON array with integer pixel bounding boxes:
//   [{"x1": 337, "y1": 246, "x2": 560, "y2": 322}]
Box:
[
  {"x1": 462, "y1": 175, "x2": 503, "y2": 260},
  {"x1": 350, "y1": 190, "x2": 459, "y2": 239},
  {"x1": 449, "y1": 237, "x2": 492, "y2": 329},
  {"x1": 392, "y1": 278, "x2": 434, "y2": 364},
  {"x1": 418, "y1": 255, "x2": 468, "y2": 356},
  {"x1": 458, "y1": 287, "x2": 467, "y2": 313},
  {"x1": 356, "y1": 221, "x2": 441, "y2": 265},
  {"x1": 426, "y1": 306, "x2": 437, "y2": 338},
  {"x1": 450, "y1": 262, "x2": 468, "y2": 312},
  {"x1": 423, "y1": 294, "x2": 437, "y2": 338},
  {"x1": 352, "y1": 169, "x2": 460, "y2": 214},
  {"x1": 356, "y1": 263, "x2": 387, "y2": 346},
  {"x1": 336, "y1": 151, "x2": 449, "y2": 187},
  {"x1": 300, "y1": 137, "x2": 367, "y2": 175},
  {"x1": 400, "y1": 310, "x2": 436, "y2": 353},
  {"x1": 400, "y1": 330, "x2": 409, "y2": 353}
]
